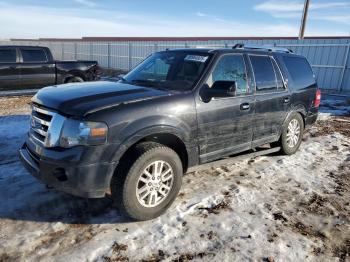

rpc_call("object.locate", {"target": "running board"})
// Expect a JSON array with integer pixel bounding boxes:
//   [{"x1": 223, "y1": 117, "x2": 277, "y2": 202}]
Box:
[{"x1": 187, "y1": 147, "x2": 281, "y2": 173}]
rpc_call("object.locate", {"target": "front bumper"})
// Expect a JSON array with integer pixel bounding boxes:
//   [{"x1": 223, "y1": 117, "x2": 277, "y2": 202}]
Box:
[{"x1": 19, "y1": 137, "x2": 118, "y2": 198}]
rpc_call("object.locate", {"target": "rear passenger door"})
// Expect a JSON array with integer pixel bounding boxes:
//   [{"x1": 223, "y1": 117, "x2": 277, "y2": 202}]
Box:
[
  {"x1": 249, "y1": 55, "x2": 290, "y2": 146},
  {"x1": 0, "y1": 47, "x2": 21, "y2": 90},
  {"x1": 18, "y1": 48, "x2": 55, "y2": 89}
]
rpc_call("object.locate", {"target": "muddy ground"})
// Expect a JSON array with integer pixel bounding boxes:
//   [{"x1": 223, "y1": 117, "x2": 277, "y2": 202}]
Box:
[
  {"x1": 0, "y1": 96, "x2": 31, "y2": 116},
  {"x1": 0, "y1": 95, "x2": 349, "y2": 262}
]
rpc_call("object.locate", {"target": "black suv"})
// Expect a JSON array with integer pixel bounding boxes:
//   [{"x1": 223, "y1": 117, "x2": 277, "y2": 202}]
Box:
[{"x1": 19, "y1": 44, "x2": 321, "y2": 220}]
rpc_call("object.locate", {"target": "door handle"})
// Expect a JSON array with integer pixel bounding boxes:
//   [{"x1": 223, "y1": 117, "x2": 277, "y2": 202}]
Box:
[
  {"x1": 283, "y1": 97, "x2": 291, "y2": 104},
  {"x1": 240, "y1": 103, "x2": 250, "y2": 111}
]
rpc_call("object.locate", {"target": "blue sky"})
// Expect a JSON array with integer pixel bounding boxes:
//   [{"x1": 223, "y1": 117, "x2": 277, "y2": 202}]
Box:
[{"x1": 0, "y1": 0, "x2": 349, "y2": 39}]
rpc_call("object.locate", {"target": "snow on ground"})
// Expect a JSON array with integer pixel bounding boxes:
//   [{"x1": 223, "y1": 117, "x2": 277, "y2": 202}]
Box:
[{"x1": 0, "y1": 96, "x2": 349, "y2": 262}]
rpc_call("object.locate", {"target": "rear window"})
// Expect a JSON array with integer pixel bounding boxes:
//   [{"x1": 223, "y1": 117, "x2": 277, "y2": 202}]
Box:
[
  {"x1": 250, "y1": 55, "x2": 277, "y2": 92},
  {"x1": 0, "y1": 49, "x2": 16, "y2": 63},
  {"x1": 21, "y1": 49, "x2": 47, "y2": 62},
  {"x1": 283, "y1": 56, "x2": 315, "y2": 90}
]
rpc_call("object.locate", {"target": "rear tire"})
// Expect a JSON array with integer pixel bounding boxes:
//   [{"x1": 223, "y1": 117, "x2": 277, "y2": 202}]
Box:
[
  {"x1": 278, "y1": 113, "x2": 304, "y2": 155},
  {"x1": 66, "y1": 76, "x2": 84, "y2": 83},
  {"x1": 111, "y1": 142, "x2": 183, "y2": 221}
]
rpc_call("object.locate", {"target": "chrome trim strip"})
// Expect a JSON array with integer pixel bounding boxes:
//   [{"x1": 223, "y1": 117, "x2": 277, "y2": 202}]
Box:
[
  {"x1": 30, "y1": 105, "x2": 66, "y2": 148},
  {"x1": 32, "y1": 115, "x2": 50, "y2": 126},
  {"x1": 32, "y1": 105, "x2": 55, "y2": 116},
  {"x1": 45, "y1": 113, "x2": 66, "y2": 147},
  {"x1": 31, "y1": 127, "x2": 47, "y2": 137},
  {"x1": 29, "y1": 130, "x2": 46, "y2": 146}
]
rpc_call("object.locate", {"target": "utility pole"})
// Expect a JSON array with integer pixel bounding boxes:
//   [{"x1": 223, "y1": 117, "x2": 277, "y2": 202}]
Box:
[{"x1": 299, "y1": 0, "x2": 310, "y2": 39}]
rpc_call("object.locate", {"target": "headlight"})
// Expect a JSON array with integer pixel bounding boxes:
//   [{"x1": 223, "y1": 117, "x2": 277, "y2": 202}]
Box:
[{"x1": 59, "y1": 119, "x2": 108, "y2": 148}]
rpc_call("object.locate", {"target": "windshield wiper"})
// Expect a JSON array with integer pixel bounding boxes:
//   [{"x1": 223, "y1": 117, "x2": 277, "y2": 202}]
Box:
[
  {"x1": 128, "y1": 79, "x2": 158, "y2": 87},
  {"x1": 129, "y1": 79, "x2": 172, "y2": 91},
  {"x1": 131, "y1": 79, "x2": 154, "y2": 83}
]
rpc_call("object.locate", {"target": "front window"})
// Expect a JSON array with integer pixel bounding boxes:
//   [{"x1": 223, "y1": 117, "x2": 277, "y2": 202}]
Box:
[
  {"x1": 122, "y1": 51, "x2": 212, "y2": 91},
  {"x1": 0, "y1": 49, "x2": 16, "y2": 63},
  {"x1": 207, "y1": 54, "x2": 248, "y2": 96}
]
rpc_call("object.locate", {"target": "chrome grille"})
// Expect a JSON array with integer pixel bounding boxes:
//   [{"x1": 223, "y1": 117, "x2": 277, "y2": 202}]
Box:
[{"x1": 29, "y1": 105, "x2": 66, "y2": 147}]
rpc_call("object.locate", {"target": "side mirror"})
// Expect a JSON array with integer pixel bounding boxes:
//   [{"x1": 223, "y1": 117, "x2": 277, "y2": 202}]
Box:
[
  {"x1": 200, "y1": 81, "x2": 237, "y2": 102},
  {"x1": 212, "y1": 80, "x2": 237, "y2": 96}
]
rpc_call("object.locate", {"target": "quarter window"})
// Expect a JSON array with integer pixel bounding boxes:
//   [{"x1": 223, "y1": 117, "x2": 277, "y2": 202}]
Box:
[
  {"x1": 282, "y1": 56, "x2": 315, "y2": 90},
  {"x1": 0, "y1": 49, "x2": 16, "y2": 63},
  {"x1": 250, "y1": 56, "x2": 277, "y2": 92},
  {"x1": 21, "y1": 49, "x2": 47, "y2": 62},
  {"x1": 208, "y1": 55, "x2": 248, "y2": 96}
]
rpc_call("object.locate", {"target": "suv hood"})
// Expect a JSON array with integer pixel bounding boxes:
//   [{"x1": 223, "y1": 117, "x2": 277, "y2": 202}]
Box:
[{"x1": 32, "y1": 81, "x2": 171, "y2": 117}]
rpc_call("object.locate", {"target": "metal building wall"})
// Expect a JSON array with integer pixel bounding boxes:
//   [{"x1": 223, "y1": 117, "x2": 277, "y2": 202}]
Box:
[{"x1": 1, "y1": 38, "x2": 349, "y2": 93}]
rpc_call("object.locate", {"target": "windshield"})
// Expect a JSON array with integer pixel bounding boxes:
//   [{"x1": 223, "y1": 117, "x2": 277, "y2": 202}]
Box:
[{"x1": 121, "y1": 51, "x2": 212, "y2": 91}]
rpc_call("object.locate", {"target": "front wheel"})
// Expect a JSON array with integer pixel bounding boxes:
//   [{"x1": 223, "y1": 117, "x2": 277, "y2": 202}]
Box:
[
  {"x1": 279, "y1": 113, "x2": 304, "y2": 155},
  {"x1": 111, "y1": 142, "x2": 183, "y2": 221}
]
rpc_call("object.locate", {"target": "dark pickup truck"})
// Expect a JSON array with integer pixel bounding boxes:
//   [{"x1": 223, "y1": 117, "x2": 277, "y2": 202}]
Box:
[
  {"x1": 0, "y1": 45, "x2": 101, "y2": 90},
  {"x1": 19, "y1": 44, "x2": 320, "y2": 221}
]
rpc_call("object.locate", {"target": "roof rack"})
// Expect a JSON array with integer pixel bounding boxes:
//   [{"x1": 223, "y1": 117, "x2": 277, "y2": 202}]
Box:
[{"x1": 232, "y1": 43, "x2": 293, "y2": 53}]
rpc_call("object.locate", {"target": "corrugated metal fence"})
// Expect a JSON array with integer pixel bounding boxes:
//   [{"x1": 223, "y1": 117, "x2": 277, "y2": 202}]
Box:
[{"x1": 1, "y1": 38, "x2": 349, "y2": 93}]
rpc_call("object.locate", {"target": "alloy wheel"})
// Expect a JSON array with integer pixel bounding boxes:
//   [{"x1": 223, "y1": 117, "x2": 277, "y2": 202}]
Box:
[
  {"x1": 286, "y1": 119, "x2": 300, "y2": 148},
  {"x1": 136, "y1": 160, "x2": 174, "y2": 208}
]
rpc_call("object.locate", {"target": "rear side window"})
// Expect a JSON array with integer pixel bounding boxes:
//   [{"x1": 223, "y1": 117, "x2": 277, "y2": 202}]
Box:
[
  {"x1": 249, "y1": 56, "x2": 277, "y2": 92},
  {"x1": 21, "y1": 49, "x2": 47, "y2": 62},
  {"x1": 283, "y1": 56, "x2": 315, "y2": 90},
  {"x1": 0, "y1": 49, "x2": 16, "y2": 63}
]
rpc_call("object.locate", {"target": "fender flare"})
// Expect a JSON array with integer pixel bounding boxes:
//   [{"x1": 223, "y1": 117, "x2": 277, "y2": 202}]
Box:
[
  {"x1": 279, "y1": 107, "x2": 307, "y2": 139},
  {"x1": 104, "y1": 125, "x2": 193, "y2": 187},
  {"x1": 110, "y1": 125, "x2": 192, "y2": 164}
]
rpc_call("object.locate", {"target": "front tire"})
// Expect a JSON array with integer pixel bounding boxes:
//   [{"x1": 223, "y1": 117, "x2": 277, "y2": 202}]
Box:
[
  {"x1": 279, "y1": 113, "x2": 304, "y2": 155},
  {"x1": 111, "y1": 142, "x2": 183, "y2": 221}
]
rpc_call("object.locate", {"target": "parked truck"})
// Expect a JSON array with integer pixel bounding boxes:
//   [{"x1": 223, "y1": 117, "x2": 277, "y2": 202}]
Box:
[{"x1": 0, "y1": 45, "x2": 101, "y2": 90}]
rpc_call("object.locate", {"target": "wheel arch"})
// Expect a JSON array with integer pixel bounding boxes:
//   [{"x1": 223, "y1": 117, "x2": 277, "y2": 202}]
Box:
[
  {"x1": 286, "y1": 109, "x2": 306, "y2": 128},
  {"x1": 278, "y1": 109, "x2": 306, "y2": 141},
  {"x1": 108, "y1": 126, "x2": 195, "y2": 187},
  {"x1": 64, "y1": 70, "x2": 86, "y2": 83}
]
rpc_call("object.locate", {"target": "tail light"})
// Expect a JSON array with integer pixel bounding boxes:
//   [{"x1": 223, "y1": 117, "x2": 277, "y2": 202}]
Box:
[{"x1": 314, "y1": 89, "x2": 321, "y2": 108}]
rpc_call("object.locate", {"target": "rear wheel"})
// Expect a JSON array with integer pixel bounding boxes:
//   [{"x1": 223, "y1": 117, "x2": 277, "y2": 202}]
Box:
[
  {"x1": 278, "y1": 113, "x2": 304, "y2": 155},
  {"x1": 111, "y1": 142, "x2": 183, "y2": 221},
  {"x1": 66, "y1": 76, "x2": 84, "y2": 83}
]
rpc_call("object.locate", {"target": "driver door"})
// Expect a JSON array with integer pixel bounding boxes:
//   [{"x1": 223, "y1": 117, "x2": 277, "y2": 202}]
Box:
[{"x1": 195, "y1": 54, "x2": 255, "y2": 163}]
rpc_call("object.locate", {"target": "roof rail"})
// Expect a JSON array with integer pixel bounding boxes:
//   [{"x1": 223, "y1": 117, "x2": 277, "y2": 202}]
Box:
[{"x1": 232, "y1": 43, "x2": 293, "y2": 53}]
